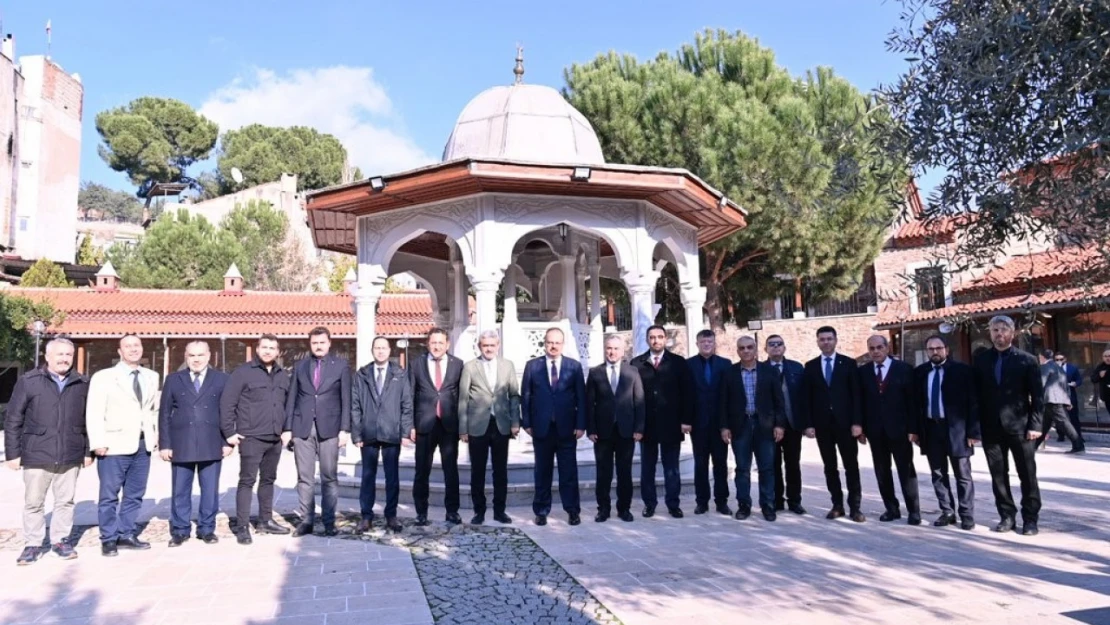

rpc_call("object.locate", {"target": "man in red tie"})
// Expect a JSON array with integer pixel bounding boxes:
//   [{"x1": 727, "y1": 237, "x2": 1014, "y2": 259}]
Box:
[{"x1": 409, "y1": 328, "x2": 464, "y2": 525}]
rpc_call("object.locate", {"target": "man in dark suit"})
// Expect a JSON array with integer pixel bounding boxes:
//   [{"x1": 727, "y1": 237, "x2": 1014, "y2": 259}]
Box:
[
  {"x1": 686, "y1": 329, "x2": 733, "y2": 516},
  {"x1": 859, "y1": 335, "x2": 922, "y2": 525},
  {"x1": 630, "y1": 325, "x2": 692, "y2": 518},
  {"x1": 972, "y1": 315, "x2": 1044, "y2": 536},
  {"x1": 587, "y1": 335, "x2": 645, "y2": 523},
  {"x1": 719, "y1": 336, "x2": 786, "y2": 521},
  {"x1": 159, "y1": 341, "x2": 230, "y2": 547},
  {"x1": 915, "y1": 335, "x2": 979, "y2": 530},
  {"x1": 765, "y1": 334, "x2": 807, "y2": 515},
  {"x1": 801, "y1": 326, "x2": 865, "y2": 522},
  {"x1": 282, "y1": 327, "x2": 352, "y2": 537},
  {"x1": 409, "y1": 327, "x2": 464, "y2": 525},
  {"x1": 351, "y1": 336, "x2": 413, "y2": 533},
  {"x1": 522, "y1": 327, "x2": 587, "y2": 526},
  {"x1": 1039, "y1": 350, "x2": 1084, "y2": 453},
  {"x1": 1054, "y1": 353, "x2": 1084, "y2": 444}
]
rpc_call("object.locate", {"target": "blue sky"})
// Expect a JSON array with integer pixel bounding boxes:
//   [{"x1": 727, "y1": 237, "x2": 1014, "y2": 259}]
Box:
[{"x1": 4, "y1": 0, "x2": 935, "y2": 194}]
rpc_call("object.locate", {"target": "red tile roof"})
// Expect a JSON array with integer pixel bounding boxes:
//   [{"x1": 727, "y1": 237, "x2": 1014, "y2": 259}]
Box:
[
  {"x1": 956, "y1": 246, "x2": 1103, "y2": 295},
  {"x1": 891, "y1": 216, "x2": 958, "y2": 246},
  {"x1": 875, "y1": 283, "x2": 1110, "y2": 329},
  {"x1": 2, "y1": 287, "x2": 434, "y2": 338}
]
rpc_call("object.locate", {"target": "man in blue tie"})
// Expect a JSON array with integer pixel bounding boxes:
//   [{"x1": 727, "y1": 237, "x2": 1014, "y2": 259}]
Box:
[{"x1": 686, "y1": 330, "x2": 732, "y2": 515}]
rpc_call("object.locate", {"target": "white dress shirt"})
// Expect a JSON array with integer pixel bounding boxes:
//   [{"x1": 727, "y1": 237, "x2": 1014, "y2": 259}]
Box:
[
  {"x1": 873, "y1": 357, "x2": 892, "y2": 382},
  {"x1": 927, "y1": 362, "x2": 946, "y2": 420}
]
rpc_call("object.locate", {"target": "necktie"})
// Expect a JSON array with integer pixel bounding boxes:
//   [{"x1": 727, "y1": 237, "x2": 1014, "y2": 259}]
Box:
[
  {"x1": 704, "y1": 359, "x2": 712, "y2": 385},
  {"x1": 931, "y1": 366, "x2": 942, "y2": 420},
  {"x1": 132, "y1": 370, "x2": 142, "y2": 404},
  {"x1": 376, "y1": 367, "x2": 384, "y2": 394},
  {"x1": 313, "y1": 359, "x2": 322, "y2": 389},
  {"x1": 823, "y1": 358, "x2": 833, "y2": 386},
  {"x1": 776, "y1": 363, "x2": 793, "y2": 421},
  {"x1": 994, "y1": 352, "x2": 1004, "y2": 385},
  {"x1": 550, "y1": 360, "x2": 559, "y2": 386},
  {"x1": 434, "y1": 358, "x2": 443, "y2": 418},
  {"x1": 875, "y1": 363, "x2": 884, "y2": 392},
  {"x1": 193, "y1": 372, "x2": 201, "y2": 392},
  {"x1": 653, "y1": 355, "x2": 660, "y2": 369},
  {"x1": 610, "y1": 364, "x2": 619, "y2": 393}
]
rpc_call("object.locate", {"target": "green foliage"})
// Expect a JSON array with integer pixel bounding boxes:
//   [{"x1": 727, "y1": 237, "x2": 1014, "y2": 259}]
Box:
[
  {"x1": 76, "y1": 234, "x2": 105, "y2": 266},
  {"x1": 78, "y1": 181, "x2": 145, "y2": 223},
  {"x1": 327, "y1": 256, "x2": 356, "y2": 293},
  {"x1": 563, "y1": 29, "x2": 907, "y2": 329},
  {"x1": 0, "y1": 293, "x2": 61, "y2": 366},
  {"x1": 95, "y1": 97, "x2": 219, "y2": 196},
  {"x1": 20, "y1": 258, "x2": 72, "y2": 288},
  {"x1": 217, "y1": 125, "x2": 349, "y2": 192}
]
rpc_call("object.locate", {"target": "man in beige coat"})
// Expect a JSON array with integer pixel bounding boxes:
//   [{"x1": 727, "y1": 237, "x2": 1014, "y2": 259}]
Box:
[
  {"x1": 86, "y1": 334, "x2": 161, "y2": 557},
  {"x1": 458, "y1": 330, "x2": 520, "y2": 525}
]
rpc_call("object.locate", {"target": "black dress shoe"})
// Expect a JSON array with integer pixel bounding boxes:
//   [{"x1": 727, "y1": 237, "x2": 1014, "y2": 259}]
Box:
[
  {"x1": 235, "y1": 529, "x2": 252, "y2": 545},
  {"x1": 534, "y1": 515, "x2": 547, "y2": 526},
  {"x1": 323, "y1": 525, "x2": 338, "y2": 537},
  {"x1": 734, "y1": 505, "x2": 751, "y2": 521},
  {"x1": 993, "y1": 518, "x2": 1016, "y2": 533},
  {"x1": 292, "y1": 523, "x2": 314, "y2": 537},
  {"x1": 1066, "y1": 446, "x2": 1086, "y2": 454},
  {"x1": 117, "y1": 536, "x2": 151, "y2": 550},
  {"x1": 774, "y1": 502, "x2": 785, "y2": 512},
  {"x1": 716, "y1": 503, "x2": 733, "y2": 516},
  {"x1": 493, "y1": 512, "x2": 513, "y2": 524},
  {"x1": 446, "y1": 512, "x2": 463, "y2": 525},
  {"x1": 594, "y1": 511, "x2": 609, "y2": 523},
  {"x1": 849, "y1": 510, "x2": 866, "y2": 523},
  {"x1": 1022, "y1": 522, "x2": 1039, "y2": 536},
  {"x1": 826, "y1": 507, "x2": 845, "y2": 520},
  {"x1": 199, "y1": 534, "x2": 219, "y2": 544},
  {"x1": 386, "y1": 518, "x2": 403, "y2": 533},
  {"x1": 414, "y1": 515, "x2": 429, "y2": 527},
  {"x1": 101, "y1": 541, "x2": 118, "y2": 557},
  {"x1": 694, "y1": 504, "x2": 709, "y2": 515},
  {"x1": 788, "y1": 504, "x2": 807, "y2": 515},
  {"x1": 642, "y1": 506, "x2": 656, "y2": 518},
  {"x1": 568, "y1": 513, "x2": 581, "y2": 526},
  {"x1": 934, "y1": 514, "x2": 957, "y2": 527},
  {"x1": 168, "y1": 535, "x2": 188, "y2": 548},
  {"x1": 908, "y1": 514, "x2": 922, "y2": 526},
  {"x1": 470, "y1": 513, "x2": 485, "y2": 525},
  {"x1": 668, "y1": 507, "x2": 684, "y2": 519},
  {"x1": 879, "y1": 510, "x2": 902, "y2": 522},
  {"x1": 256, "y1": 520, "x2": 290, "y2": 535},
  {"x1": 960, "y1": 518, "x2": 975, "y2": 531},
  {"x1": 762, "y1": 509, "x2": 777, "y2": 522},
  {"x1": 618, "y1": 511, "x2": 634, "y2": 522},
  {"x1": 356, "y1": 519, "x2": 372, "y2": 533}
]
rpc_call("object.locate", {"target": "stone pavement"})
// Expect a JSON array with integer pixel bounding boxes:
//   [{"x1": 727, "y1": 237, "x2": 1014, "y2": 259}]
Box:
[{"x1": 0, "y1": 438, "x2": 1106, "y2": 624}]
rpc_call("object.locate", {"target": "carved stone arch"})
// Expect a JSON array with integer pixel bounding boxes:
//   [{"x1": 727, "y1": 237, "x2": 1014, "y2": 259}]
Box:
[{"x1": 359, "y1": 198, "x2": 480, "y2": 271}]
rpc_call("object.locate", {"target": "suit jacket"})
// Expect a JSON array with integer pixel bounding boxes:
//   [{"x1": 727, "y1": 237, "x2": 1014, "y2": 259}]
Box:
[
  {"x1": 858, "y1": 359, "x2": 919, "y2": 440},
  {"x1": 718, "y1": 361, "x2": 786, "y2": 434},
  {"x1": 86, "y1": 362, "x2": 161, "y2": 455},
  {"x1": 409, "y1": 352, "x2": 464, "y2": 434},
  {"x1": 158, "y1": 368, "x2": 228, "y2": 464},
  {"x1": 768, "y1": 359, "x2": 805, "y2": 430},
  {"x1": 800, "y1": 353, "x2": 861, "y2": 432},
  {"x1": 1091, "y1": 362, "x2": 1110, "y2": 403},
  {"x1": 351, "y1": 362, "x2": 413, "y2": 445},
  {"x1": 1064, "y1": 363, "x2": 1081, "y2": 406},
  {"x1": 685, "y1": 354, "x2": 732, "y2": 432},
  {"x1": 458, "y1": 357, "x2": 521, "y2": 437},
  {"x1": 586, "y1": 361, "x2": 645, "y2": 440},
  {"x1": 284, "y1": 354, "x2": 352, "y2": 439},
  {"x1": 972, "y1": 347, "x2": 1044, "y2": 439},
  {"x1": 1040, "y1": 362, "x2": 1071, "y2": 406},
  {"x1": 630, "y1": 350, "x2": 692, "y2": 444},
  {"x1": 914, "y1": 359, "x2": 980, "y2": 458},
  {"x1": 521, "y1": 356, "x2": 587, "y2": 439}
]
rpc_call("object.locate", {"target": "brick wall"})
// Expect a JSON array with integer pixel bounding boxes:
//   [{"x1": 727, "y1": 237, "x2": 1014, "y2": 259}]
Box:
[{"x1": 42, "y1": 60, "x2": 83, "y2": 121}]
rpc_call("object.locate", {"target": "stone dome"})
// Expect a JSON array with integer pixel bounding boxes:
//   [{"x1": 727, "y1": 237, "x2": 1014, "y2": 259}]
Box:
[{"x1": 441, "y1": 83, "x2": 606, "y2": 164}]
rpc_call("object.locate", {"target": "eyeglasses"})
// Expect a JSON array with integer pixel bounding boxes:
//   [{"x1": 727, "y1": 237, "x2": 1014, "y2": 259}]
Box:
[
  {"x1": 1054, "y1": 357, "x2": 1065, "y2": 362},
  {"x1": 766, "y1": 341, "x2": 784, "y2": 347}
]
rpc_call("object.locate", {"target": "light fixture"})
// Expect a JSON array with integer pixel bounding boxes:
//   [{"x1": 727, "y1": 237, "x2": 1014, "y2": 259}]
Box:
[
  {"x1": 938, "y1": 322, "x2": 954, "y2": 334},
  {"x1": 557, "y1": 223, "x2": 569, "y2": 240},
  {"x1": 571, "y1": 167, "x2": 591, "y2": 182},
  {"x1": 718, "y1": 196, "x2": 728, "y2": 209},
  {"x1": 369, "y1": 177, "x2": 386, "y2": 192}
]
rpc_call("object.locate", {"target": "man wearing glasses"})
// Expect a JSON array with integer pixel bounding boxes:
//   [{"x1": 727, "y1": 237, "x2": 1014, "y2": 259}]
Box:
[{"x1": 1053, "y1": 353, "x2": 1085, "y2": 447}]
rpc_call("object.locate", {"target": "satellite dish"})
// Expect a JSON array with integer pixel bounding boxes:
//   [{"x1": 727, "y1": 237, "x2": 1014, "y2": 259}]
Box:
[
  {"x1": 230, "y1": 167, "x2": 244, "y2": 184},
  {"x1": 939, "y1": 322, "x2": 954, "y2": 334}
]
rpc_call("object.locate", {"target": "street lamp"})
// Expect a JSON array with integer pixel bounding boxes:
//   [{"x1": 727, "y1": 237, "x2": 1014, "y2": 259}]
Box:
[
  {"x1": 32, "y1": 319, "x2": 45, "y2": 368},
  {"x1": 396, "y1": 338, "x2": 410, "y2": 369}
]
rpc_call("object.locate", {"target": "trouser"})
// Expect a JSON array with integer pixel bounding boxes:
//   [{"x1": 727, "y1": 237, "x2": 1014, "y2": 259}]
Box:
[
  {"x1": 532, "y1": 433, "x2": 580, "y2": 516},
  {"x1": 1064, "y1": 392, "x2": 1083, "y2": 440},
  {"x1": 292, "y1": 424, "x2": 340, "y2": 525},
  {"x1": 170, "y1": 460, "x2": 222, "y2": 537},
  {"x1": 469, "y1": 420, "x2": 510, "y2": 515},
  {"x1": 815, "y1": 426, "x2": 861, "y2": 511},
  {"x1": 984, "y1": 432, "x2": 1040, "y2": 523},
  {"x1": 23, "y1": 464, "x2": 80, "y2": 547},
  {"x1": 730, "y1": 418, "x2": 776, "y2": 511},
  {"x1": 691, "y1": 426, "x2": 729, "y2": 507},
  {"x1": 236, "y1": 436, "x2": 282, "y2": 529},
  {"x1": 413, "y1": 419, "x2": 459, "y2": 516},
  {"x1": 97, "y1": 437, "x2": 151, "y2": 543},
  {"x1": 359, "y1": 442, "x2": 401, "y2": 519},
  {"x1": 641, "y1": 441, "x2": 681, "y2": 510},
  {"x1": 774, "y1": 425, "x2": 804, "y2": 507},
  {"x1": 870, "y1": 432, "x2": 920, "y2": 515},
  {"x1": 924, "y1": 425, "x2": 975, "y2": 520},
  {"x1": 1042, "y1": 404, "x2": 1083, "y2": 449},
  {"x1": 594, "y1": 429, "x2": 635, "y2": 514}
]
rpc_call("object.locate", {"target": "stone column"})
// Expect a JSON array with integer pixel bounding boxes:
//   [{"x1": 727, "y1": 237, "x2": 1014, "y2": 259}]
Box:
[
  {"x1": 354, "y1": 264, "x2": 386, "y2": 367},
  {"x1": 559, "y1": 256, "x2": 578, "y2": 324},
  {"x1": 588, "y1": 260, "x2": 603, "y2": 365},
  {"x1": 468, "y1": 266, "x2": 504, "y2": 336},
  {"x1": 681, "y1": 286, "x2": 707, "y2": 358},
  {"x1": 575, "y1": 264, "x2": 588, "y2": 325},
  {"x1": 623, "y1": 270, "x2": 659, "y2": 356}
]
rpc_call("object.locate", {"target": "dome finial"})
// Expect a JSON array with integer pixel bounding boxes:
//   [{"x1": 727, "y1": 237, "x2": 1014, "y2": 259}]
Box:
[{"x1": 513, "y1": 44, "x2": 524, "y2": 85}]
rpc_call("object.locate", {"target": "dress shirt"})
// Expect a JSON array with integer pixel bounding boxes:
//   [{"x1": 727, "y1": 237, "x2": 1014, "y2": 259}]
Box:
[
  {"x1": 481, "y1": 357, "x2": 497, "y2": 388},
  {"x1": 927, "y1": 361, "x2": 946, "y2": 420},
  {"x1": 546, "y1": 356, "x2": 563, "y2": 379},
  {"x1": 48, "y1": 370, "x2": 69, "y2": 393},
  {"x1": 191, "y1": 367, "x2": 207, "y2": 389},
  {"x1": 873, "y1": 357, "x2": 892, "y2": 382},
  {"x1": 607, "y1": 361, "x2": 620, "y2": 393},
  {"x1": 740, "y1": 363, "x2": 758, "y2": 415},
  {"x1": 427, "y1": 353, "x2": 448, "y2": 386}
]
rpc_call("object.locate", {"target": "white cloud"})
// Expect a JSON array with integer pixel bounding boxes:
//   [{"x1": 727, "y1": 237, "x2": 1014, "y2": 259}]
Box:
[{"x1": 199, "y1": 66, "x2": 436, "y2": 176}]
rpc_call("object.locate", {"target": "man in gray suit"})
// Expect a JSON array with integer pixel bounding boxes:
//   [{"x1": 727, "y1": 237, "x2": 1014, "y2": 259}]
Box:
[
  {"x1": 459, "y1": 330, "x2": 521, "y2": 525},
  {"x1": 1038, "y1": 350, "x2": 1084, "y2": 453}
]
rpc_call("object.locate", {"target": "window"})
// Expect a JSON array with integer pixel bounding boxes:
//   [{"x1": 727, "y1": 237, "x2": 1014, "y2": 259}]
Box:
[{"x1": 915, "y1": 266, "x2": 946, "y2": 312}]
